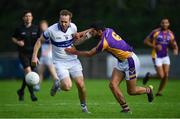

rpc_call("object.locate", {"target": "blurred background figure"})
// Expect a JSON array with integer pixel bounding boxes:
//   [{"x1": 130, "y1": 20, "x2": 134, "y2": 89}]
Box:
[
  {"x1": 1, "y1": 0, "x2": 180, "y2": 80},
  {"x1": 12, "y1": 10, "x2": 40, "y2": 101},
  {"x1": 37, "y1": 20, "x2": 58, "y2": 89},
  {"x1": 143, "y1": 18, "x2": 178, "y2": 96}
]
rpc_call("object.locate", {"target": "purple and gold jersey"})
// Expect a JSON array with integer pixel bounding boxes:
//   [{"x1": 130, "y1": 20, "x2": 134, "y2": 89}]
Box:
[
  {"x1": 147, "y1": 28, "x2": 175, "y2": 58},
  {"x1": 96, "y1": 28, "x2": 133, "y2": 61}
]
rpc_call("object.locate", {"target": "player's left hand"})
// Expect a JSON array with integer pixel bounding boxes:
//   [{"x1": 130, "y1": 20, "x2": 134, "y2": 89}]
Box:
[{"x1": 65, "y1": 47, "x2": 77, "y2": 55}]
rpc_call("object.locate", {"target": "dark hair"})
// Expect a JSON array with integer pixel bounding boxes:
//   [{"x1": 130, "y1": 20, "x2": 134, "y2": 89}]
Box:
[
  {"x1": 60, "y1": 9, "x2": 72, "y2": 18},
  {"x1": 91, "y1": 21, "x2": 105, "y2": 31},
  {"x1": 22, "y1": 10, "x2": 32, "y2": 17}
]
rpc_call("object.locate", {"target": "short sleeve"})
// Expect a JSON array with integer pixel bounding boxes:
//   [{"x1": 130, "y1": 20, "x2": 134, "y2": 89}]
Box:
[
  {"x1": 70, "y1": 23, "x2": 77, "y2": 33},
  {"x1": 43, "y1": 29, "x2": 50, "y2": 42}
]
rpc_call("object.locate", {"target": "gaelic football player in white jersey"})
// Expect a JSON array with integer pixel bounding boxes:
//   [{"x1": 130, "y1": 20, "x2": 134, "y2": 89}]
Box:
[{"x1": 32, "y1": 10, "x2": 89, "y2": 113}]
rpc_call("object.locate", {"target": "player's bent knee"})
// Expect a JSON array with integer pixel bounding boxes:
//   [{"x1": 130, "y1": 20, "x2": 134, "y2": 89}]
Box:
[
  {"x1": 61, "y1": 83, "x2": 72, "y2": 91},
  {"x1": 63, "y1": 85, "x2": 72, "y2": 91},
  {"x1": 77, "y1": 83, "x2": 85, "y2": 89},
  {"x1": 76, "y1": 80, "x2": 84, "y2": 88}
]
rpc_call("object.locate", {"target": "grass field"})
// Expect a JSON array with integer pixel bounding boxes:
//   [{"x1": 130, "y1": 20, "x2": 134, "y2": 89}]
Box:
[{"x1": 0, "y1": 79, "x2": 180, "y2": 118}]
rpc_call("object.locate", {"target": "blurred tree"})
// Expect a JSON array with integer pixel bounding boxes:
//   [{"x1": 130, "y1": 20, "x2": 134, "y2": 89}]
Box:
[{"x1": 0, "y1": 0, "x2": 179, "y2": 52}]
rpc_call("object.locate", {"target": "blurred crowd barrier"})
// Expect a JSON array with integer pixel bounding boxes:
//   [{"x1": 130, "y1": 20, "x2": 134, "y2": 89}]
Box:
[{"x1": 0, "y1": 50, "x2": 179, "y2": 79}]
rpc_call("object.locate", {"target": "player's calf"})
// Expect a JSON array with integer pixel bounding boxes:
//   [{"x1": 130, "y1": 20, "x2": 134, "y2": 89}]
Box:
[{"x1": 127, "y1": 89, "x2": 138, "y2": 95}]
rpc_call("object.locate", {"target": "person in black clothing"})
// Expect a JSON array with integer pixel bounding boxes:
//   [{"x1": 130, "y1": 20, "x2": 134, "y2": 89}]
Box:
[{"x1": 12, "y1": 10, "x2": 40, "y2": 101}]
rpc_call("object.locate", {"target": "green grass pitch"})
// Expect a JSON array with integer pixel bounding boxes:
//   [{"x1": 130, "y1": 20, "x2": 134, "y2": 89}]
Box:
[{"x1": 0, "y1": 79, "x2": 180, "y2": 118}]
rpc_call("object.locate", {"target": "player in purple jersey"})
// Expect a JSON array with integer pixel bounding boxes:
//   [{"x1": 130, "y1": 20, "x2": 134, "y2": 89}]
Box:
[
  {"x1": 143, "y1": 18, "x2": 178, "y2": 96},
  {"x1": 65, "y1": 22, "x2": 154, "y2": 113}
]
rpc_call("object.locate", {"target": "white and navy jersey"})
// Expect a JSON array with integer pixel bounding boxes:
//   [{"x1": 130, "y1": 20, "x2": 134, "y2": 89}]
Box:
[{"x1": 43, "y1": 23, "x2": 77, "y2": 61}]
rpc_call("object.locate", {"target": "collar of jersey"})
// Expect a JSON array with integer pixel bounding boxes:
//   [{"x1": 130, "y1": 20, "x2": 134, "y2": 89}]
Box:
[{"x1": 58, "y1": 23, "x2": 70, "y2": 33}]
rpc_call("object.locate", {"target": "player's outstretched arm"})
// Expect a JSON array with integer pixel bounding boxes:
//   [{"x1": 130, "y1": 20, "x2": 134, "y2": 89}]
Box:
[
  {"x1": 32, "y1": 35, "x2": 45, "y2": 66},
  {"x1": 65, "y1": 47, "x2": 97, "y2": 57},
  {"x1": 73, "y1": 29, "x2": 93, "y2": 46}
]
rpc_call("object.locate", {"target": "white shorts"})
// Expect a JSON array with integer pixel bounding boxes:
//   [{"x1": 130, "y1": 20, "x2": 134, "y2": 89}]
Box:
[
  {"x1": 155, "y1": 56, "x2": 170, "y2": 67},
  {"x1": 115, "y1": 53, "x2": 140, "y2": 80},
  {"x1": 53, "y1": 59, "x2": 83, "y2": 80},
  {"x1": 39, "y1": 56, "x2": 53, "y2": 66}
]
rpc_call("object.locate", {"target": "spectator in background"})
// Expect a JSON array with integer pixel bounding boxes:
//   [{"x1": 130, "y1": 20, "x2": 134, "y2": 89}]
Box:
[
  {"x1": 143, "y1": 18, "x2": 178, "y2": 96},
  {"x1": 12, "y1": 10, "x2": 40, "y2": 101},
  {"x1": 37, "y1": 20, "x2": 58, "y2": 89}
]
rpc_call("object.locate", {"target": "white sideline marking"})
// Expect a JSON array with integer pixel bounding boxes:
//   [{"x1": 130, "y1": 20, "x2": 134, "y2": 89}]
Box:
[{"x1": 1, "y1": 102, "x2": 180, "y2": 107}]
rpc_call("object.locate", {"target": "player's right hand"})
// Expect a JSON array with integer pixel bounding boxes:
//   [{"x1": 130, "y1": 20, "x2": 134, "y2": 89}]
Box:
[
  {"x1": 31, "y1": 56, "x2": 39, "y2": 66},
  {"x1": 17, "y1": 40, "x2": 24, "y2": 47}
]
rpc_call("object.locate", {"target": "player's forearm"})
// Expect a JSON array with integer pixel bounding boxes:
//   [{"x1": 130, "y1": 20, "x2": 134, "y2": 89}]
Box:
[
  {"x1": 174, "y1": 42, "x2": 178, "y2": 50},
  {"x1": 32, "y1": 39, "x2": 41, "y2": 57},
  {"x1": 76, "y1": 51, "x2": 94, "y2": 57},
  {"x1": 173, "y1": 43, "x2": 179, "y2": 54},
  {"x1": 78, "y1": 29, "x2": 92, "y2": 36},
  {"x1": 73, "y1": 29, "x2": 92, "y2": 46},
  {"x1": 12, "y1": 37, "x2": 19, "y2": 45},
  {"x1": 76, "y1": 47, "x2": 97, "y2": 57},
  {"x1": 73, "y1": 37, "x2": 89, "y2": 46},
  {"x1": 144, "y1": 38, "x2": 155, "y2": 48}
]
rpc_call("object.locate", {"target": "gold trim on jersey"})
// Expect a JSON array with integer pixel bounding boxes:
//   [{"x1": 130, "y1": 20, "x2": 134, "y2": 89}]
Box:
[{"x1": 103, "y1": 38, "x2": 132, "y2": 61}]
